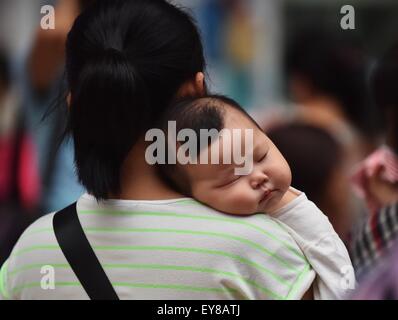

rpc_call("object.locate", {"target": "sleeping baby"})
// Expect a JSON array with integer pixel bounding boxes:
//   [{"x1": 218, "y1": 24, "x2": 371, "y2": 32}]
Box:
[{"x1": 153, "y1": 94, "x2": 355, "y2": 299}]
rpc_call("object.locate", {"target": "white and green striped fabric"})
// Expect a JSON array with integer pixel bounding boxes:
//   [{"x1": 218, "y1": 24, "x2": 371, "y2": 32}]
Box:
[{"x1": 0, "y1": 194, "x2": 314, "y2": 300}]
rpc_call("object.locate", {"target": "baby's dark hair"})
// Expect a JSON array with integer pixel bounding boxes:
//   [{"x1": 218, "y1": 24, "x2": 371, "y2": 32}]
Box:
[{"x1": 157, "y1": 94, "x2": 259, "y2": 195}]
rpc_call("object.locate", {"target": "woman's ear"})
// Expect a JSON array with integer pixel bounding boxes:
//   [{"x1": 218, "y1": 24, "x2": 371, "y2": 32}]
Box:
[
  {"x1": 67, "y1": 93, "x2": 71, "y2": 109},
  {"x1": 194, "y1": 72, "x2": 205, "y2": 96},
  {"x1": 176, "y1": 72, "x2": 206, "y2": 98}
]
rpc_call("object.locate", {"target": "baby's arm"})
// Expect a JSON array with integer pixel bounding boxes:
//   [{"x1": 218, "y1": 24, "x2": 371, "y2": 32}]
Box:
[{"x1": 271, "y1": 190, "x2": 356, "y2": 300}]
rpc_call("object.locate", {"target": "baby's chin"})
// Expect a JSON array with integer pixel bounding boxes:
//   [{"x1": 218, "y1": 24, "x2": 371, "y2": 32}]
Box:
[
  {"x1": 257, "y1": 191, "x2": 286, "y2": 214},
  {"x1": 193, "y1": 191, "x2": 284, "y2": 215},
  {"x1": 194, "y1": 187, "x2": 290, "y2": 215}
]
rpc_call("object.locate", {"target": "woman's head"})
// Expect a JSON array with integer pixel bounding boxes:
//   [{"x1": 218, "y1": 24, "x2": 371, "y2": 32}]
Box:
[
  {"x1": 65, "y1": 0, "x2": 206, "y2": 199},
  {"x1": 78, "y1": 0, "x2": 96, "y2": 11}
]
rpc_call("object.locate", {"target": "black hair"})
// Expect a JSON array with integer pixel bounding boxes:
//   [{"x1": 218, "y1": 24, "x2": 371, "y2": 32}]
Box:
[
  {"x1": 158, "y1": 94, "x2": 261, "y2": 195},
  {"x1": 78, "y1": 0, "x2": 96, "y2": 11},
  {"x1": 65, "y1": 0, "x2": 205, "y2": 199},
  {"x1": 285, "y1": 29, "x2": 382, "y2": 140},
  {"x1": 267, "y1": 123, "x2": 343, "y2": 205}
]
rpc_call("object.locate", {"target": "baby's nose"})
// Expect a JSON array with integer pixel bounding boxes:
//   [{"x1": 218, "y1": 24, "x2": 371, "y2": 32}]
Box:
[{"x1": 251, "y1": 176, "x2": 268, "y2": 189}]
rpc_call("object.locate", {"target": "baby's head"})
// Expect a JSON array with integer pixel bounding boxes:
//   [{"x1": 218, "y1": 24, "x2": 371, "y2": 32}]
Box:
[{"x1": 159, "y1": 95, "x2": 292, "y2": 214}]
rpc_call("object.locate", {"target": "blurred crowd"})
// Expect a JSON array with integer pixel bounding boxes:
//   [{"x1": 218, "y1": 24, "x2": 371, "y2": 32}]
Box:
[{"x1": 1, "y1": 0, "x2": 398, "y2": 299}]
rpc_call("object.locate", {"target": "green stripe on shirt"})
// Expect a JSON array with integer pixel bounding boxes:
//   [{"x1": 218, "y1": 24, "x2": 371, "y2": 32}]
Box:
[
  {"x1": 8, "y1": 263, "x2": 285, "y2": 299},
  {"x1": 11, "y1": 281, "x2": 243, "y2": 297},
  {"x1": 78, "y1": 209, "x2": 307, "y2": 262},
  {"x1": 20, "y1": 227, "x2": 300, "y2": 273},
  {"x1": 0, "y1": 261, "x2": 10, "y2": 299},
  {"x1": 11, "y1": 244, "x2": 294, "y2": 287}
]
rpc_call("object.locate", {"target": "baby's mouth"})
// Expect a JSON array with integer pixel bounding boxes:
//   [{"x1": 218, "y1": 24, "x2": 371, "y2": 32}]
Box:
[{"x1": 260, "y1": 189, "x2": 274, "y2": 203}]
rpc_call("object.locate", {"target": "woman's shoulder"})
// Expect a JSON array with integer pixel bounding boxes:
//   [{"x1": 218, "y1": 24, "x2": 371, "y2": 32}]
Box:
[
  {"x1": 113, "y1": 198, "x2": 316, "y2": 299},
  {"x1": 6, "y1": 212, "x2": 58, "y2": 267},
  {"x1": 2, "y1": 197, "x2": 315, "y2": 300},
  {"x1": 136, "y1": 198, "x2": 312, "y2": 267},
  {"x1": 1, "y1": 212, "x2": 62, "y2": 299},
  {"x1": 77, "y1": 194, "x2": 306, "y2": 249},
  {"x1": 78, "y1": 194, "x2": 308, "y2": 261},
  {"x1": 12, "y1": 212, "x2": 56, "y2": 249}
]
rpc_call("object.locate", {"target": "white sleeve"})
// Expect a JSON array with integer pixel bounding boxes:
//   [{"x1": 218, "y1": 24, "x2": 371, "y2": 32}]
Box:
[{"x1": 273, "y1": 201, "x2": 356, "y2": 300}]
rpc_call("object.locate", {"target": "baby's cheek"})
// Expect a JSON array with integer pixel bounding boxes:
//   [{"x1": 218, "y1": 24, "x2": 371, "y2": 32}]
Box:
[
  {"x1": 219, "y1": 187, "x2": 259, "y2": 214},
  {"x1": 272, "y1": 162, "x2": 292, "y2": 190},
  {"x1": 192, "y1": 182, "x2": 258, "y2": 215},
  {"x1": 190, "y1": 182, "x2": 213, "y2": 205},
  {"x1": 190, "y1": 184, "x2": 232, "y2": 213}
]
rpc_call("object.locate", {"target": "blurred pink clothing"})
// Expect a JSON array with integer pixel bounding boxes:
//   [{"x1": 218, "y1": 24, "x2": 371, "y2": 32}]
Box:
[
  {"x1": 0, "y1": 132, "x2": 40, "y2": 210},
  {"x1": 0, "y1": 134, "x2": 13, "y2": 200},
  {"x1": 351, "y1": 146, "x2": 398, "y2": 214}
]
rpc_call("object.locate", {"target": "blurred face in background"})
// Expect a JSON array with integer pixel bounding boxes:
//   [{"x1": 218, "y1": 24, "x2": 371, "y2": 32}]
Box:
[{"x1": 320, "y1": 161, "x2": 353, "y2": 239}]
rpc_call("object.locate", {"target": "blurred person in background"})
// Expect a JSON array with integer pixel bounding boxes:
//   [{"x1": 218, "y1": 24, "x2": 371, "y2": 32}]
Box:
[
  {"x1": 20, "y1": 0, "x2": 95, "y2": 214},
  {"x1": 349, "y1": 42, "x2": 398, "y2": 279},
  {"x1": 259, "y1": 30, "x2": 381, "y2": 247},
  {"x1": 0, "y1": 50, "x2": 37, "y2": 265},
  {"x1": 352, "y1": 232, "x2": 398, "y2": 300},
  {"x1": 267, "y1": 123, "x2": 352, "y2": 241},
  {"x1": 282, "y1": 30, "x2": 381, "y2": 163}
]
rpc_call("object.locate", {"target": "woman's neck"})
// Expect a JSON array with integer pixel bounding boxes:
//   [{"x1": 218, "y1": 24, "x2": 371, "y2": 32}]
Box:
[{"x1": 116, "y1": 138, "x2": 184, "y2": 201}]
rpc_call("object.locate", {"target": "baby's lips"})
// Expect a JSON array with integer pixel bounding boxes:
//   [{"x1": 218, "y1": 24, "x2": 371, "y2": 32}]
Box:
[{"x1": 260, "y1": 189, "x2": 272, "y2": 202}]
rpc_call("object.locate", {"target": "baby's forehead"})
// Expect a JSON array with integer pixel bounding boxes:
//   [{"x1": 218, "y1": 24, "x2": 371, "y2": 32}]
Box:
[
  {"x1": 213, "y1": 102, "x2": 260, "y2": 133},
  {"x1": 220, "y1": 111, "x2": 267, "y2": 147}
]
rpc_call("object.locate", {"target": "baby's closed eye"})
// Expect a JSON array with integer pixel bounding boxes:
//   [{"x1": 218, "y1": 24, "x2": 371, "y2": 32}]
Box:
[
  {"x1": 215, "y1": 175, "x2": 242, "y2": 188},
  {"x1": 255, "y1": 151, "x2": 268, "y2": 163}
]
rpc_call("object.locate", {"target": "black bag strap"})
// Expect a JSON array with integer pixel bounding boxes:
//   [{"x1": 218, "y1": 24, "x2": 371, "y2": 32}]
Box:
[{"x1": 53, "y1": 203, "x2": 119, "y2": 300}]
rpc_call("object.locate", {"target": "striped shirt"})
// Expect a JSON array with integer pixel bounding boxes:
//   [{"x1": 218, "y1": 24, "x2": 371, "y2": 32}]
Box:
[
  {"x1": 0, "y1": 193, "x2": 315, "y2": 300},
  {"x1": 350, "y1": 203, "x2": 398, "y2": 279},
  {"x1": 349, "y1": 145, "x2": 398, "y2": 279}
]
